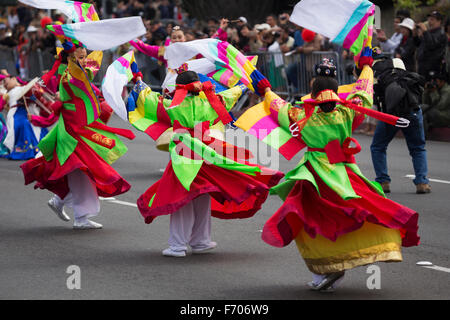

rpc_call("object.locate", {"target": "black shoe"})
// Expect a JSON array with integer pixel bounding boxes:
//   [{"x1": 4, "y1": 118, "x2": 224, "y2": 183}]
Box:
[{"x1": 313, "y1": 271, "x2": 345, "y2": 291}]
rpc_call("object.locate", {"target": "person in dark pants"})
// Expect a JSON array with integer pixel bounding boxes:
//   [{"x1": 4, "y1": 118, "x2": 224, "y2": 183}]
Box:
[{"x1": 370, "y1": 57, "x2": 431, "y2": 194}]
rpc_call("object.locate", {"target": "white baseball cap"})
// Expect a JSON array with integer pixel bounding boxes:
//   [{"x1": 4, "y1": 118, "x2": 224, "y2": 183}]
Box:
[
  {"x1": 255, "y1": 23, "x2": 271, "y2": 31},
  {"x1": 398, "y1": 18, "x2": 415, "y2": 31},
  {"x1": 238, "y1": 16, "x2": 248, "y2": 24},
  {"x1": 393, "y1": 58, "x2": 406, "y2": 70},
  {"x1": 26, "y1": 25, "x2": 38, "y2": 33}
]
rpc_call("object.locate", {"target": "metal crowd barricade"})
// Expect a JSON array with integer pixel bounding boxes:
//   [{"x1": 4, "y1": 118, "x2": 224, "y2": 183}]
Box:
[
  {"x1": 0, "y1": 46, "x2": 18, "y2": 76},
  {"x1": 289, "y1": 51, "x2": 346, "y2": 98},
  {"x1": 248, "y1": 50, "x2": 356, "y2": 101},
  {"x1": 252, "y1": 51, "x2": 291, "y2": 99}
]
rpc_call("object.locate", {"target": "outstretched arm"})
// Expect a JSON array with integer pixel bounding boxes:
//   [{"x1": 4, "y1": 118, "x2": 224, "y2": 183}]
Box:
[
  {"x1": 129, "y1": 39, "x2": 166, "y2": 65},
  {"x1": 127, "y1": 64, "x2": 172, "y2": 141}
]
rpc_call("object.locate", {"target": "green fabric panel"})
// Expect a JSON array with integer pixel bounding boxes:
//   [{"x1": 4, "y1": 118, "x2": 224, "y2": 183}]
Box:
[
  {"x1": 262, "y1": 126, "x2": 291, "y2": 150},
  {"x1": 143, "y1": 90, "x2": 159, "y2": 120},
  {"x1": 345, "y1": 163, "x2": 385, "y2": 197},
  {"x1": 270, "y1": 163, "x2": 319, "y2": 200},
  {"x1": 38, "y1": 124, "x2": 57, "y2": 161},
  {"x1": 299, "y1": 108, "x2": 354, "y2": 148},
  {"x1": 169, "y1": 138, "x2": 204, "y2": 191},
  {"x1": 218, "y1": 85, "x2": 244, "y2": 111},
  {"x1": 38, "y1": 116, "x2": 78, "y2": 164},
  {"x1": 278, "y1": 103, "x2": 292, "y2": 130},
  {"x1": 132, "y1": 117, "x2": 156, "y2": 132},
  {"x1": 58, "y1": 80, "x2": 70, "y2": 102},
  {"x1": 148, "y1": 194, "x2": 156, "y2": 208},
  {"x1": 55, "y1": 117, "x2": 78, "y2": 165},
  {"x1": 57, "y1": 63, "x2": 68, "y2": 76},
  {"x1": 63, "y1": 103, "x2": 76, "y2": 111},
  {"x1": 80, "y1": 122, "x2": 128, "y2": 165},
  {"x1": 170, "y1": 132, "x2": 260, "y2": 191},
  {"x1": 166, "y1": 97, "x2": 217, "y2": 128},
  {"x1": 307, "y1": 152, "x2": 360, "y2": 200},
  {"x1": 269, "y1": 180, "x2": 296, "y2": 200}
]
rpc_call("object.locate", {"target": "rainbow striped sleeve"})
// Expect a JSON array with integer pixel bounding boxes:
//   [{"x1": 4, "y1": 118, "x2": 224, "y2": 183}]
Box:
[
  {"x1": 235, "y1": 91, "x2": 306, "y2": 160},
  {"x1": 127, "y1": 81, "x2": 172, "y2": 141},
  {"x1": 71, "y1": 1, "x2": 99, "y2": 22}
]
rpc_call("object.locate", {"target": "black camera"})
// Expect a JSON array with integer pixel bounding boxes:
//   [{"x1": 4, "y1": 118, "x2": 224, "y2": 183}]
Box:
[{"x1": 425, "y1": 79, "x2": 438, "y2": 90}]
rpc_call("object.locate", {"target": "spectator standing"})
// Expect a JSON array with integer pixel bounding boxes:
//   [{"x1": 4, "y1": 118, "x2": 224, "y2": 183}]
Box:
[
  {"x1": 7, "y1": 7, "x2": 19, "y2": 30},
  {"x1": 414, "y1": 11, "x2": 447, "y2": 81},
  {"x1": 376, "y1": 15, "x2": 403, "y2": 55},
  {"x1": 286, "y1": 29, "x2": 322, "y2": 91},
  {"x1": 159, "y1": 0, "x2": 175, "y2": 20},
  {"x1": 276, "y1": 25, "x2": 295, "y2": 54},
  {"x1": 423, "y1": 71, "x2": 450, "y2": 130},
  {"x1": 445, "y1": 17, "x2": 450, "y2": 75},
  {"x1": 370, "y1": 56, "x2": 431, "y2": 194},
  {"x1": 395, "y1": 18, "x2": 417, "y2": 72},
  {"x1": 266, "y1": 14, "x2": 278, "y2": 29}
]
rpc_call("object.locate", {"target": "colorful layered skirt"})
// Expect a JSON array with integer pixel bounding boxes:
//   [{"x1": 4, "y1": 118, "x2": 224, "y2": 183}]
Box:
[
  {"x1": 138, "y1": 161, "x2": 284, "y2": 224},
  {"x1": 20, "y1": 118, "x2": 133, "y2": 200},
  {"x1": 263, "y1": 162, "x2": 420, "y2": 274}
]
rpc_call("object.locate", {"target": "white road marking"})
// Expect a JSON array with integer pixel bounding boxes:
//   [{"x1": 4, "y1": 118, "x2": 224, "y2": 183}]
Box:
[
  {"x1": 417, "y1": 261, "x2": 450, "y2": 273},
  {"x1": 423, "y1": 265, "x2": 450, "y2": 273},
  {"x1": 405, "y1": 175, "x2": 450, "y2": 185},
  {"x1": 416, "y1": 261, "x2": 433, "y2": 266},
  {"x1": 100, "y1": 197, "x2": 138, "y2": 208}
]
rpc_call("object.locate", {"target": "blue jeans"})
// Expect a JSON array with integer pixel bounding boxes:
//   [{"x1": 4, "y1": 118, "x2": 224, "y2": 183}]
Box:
[{"x1": 370, "y1": 108, "x2": 429, "y2": 185}]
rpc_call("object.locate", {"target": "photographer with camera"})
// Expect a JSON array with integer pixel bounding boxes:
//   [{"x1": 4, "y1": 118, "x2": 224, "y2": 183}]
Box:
[
  {"x1": 422, "y1": 71, "x2": 450, "y2": 132},
  {"x1": 414, "y1": 11, "x2": 447, "y2": 83},
  {"x1": 370, "y1": 55, "x2": 431, "y2": 194}
]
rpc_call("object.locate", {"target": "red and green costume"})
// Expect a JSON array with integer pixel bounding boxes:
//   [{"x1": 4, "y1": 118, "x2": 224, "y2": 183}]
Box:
[
  {"x1": 127, "y1": 79, "x2": 283, "y2": 224},
  {"x1": 236, "y1": 65, "x2": 419, "y2": 274},
  {"x1": 21, "y1": 52, "x2": 135, "y2": 200}
]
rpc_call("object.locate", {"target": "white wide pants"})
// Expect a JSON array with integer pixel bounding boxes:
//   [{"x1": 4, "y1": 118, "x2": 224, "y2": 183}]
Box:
[
  {"x1": 168, "y1": 194, "x2": 212, "y2": 252},
  {"x1": 52, "y1": 169, "x2": 100, "y2": 221}
]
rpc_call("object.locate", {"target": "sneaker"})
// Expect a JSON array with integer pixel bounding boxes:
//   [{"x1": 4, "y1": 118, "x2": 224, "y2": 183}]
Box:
[
  {"x1": 191, "y1": 242, "x2": 217, "y2": 254},
  {"x1": 48, "y1": 199, "x2": 70, "y2": 222},
  {"x1": 380, "y1": 182, "x2": 390, "y2": 193},
  {"x1": 73, "y1": 219, "x2": 103, "y2": 230},
  {"x1": 416, "y1": 183, "x2": 431, "y2": 194},
  {"x1": 310, "y1": 271, "x2": 345, "y2": 291},
  {"x1": 307, "y1": 281, "x2": 335, "y2": 293},
  {"x1": 162, "y1": 248, "x2": 186, "y2": 257}
]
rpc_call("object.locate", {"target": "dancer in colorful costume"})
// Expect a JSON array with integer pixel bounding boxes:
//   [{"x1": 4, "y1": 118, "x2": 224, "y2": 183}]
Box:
[
  {"x1": 130, "y1": 19, "x2": 229, "y2": 69},
  {"x1": 130, "y1": 21, "x2": 230, "y2": 152},
  {"x1": 114, "y1": 55, "x2": 283, "y2": 256},
  {"x1": 0, "y1": 74, "x2": 50, "y2": 160},
  {"x1": 0, "y1": 76, "x2": 10, "y2": 157},
  {"x1": 20, "y1": 40, "x2": 136, "y2": 229},
  {"x1": 236, "y1": 52, "x2": 420, "y2": 291}
]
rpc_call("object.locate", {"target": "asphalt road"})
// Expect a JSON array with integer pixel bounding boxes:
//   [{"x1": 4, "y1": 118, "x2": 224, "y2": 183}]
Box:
[{"x1": 1, "y1": 116, "x2": 449, "y2": 300}]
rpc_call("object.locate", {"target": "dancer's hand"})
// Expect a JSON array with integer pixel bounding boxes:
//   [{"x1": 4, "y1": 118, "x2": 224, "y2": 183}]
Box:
[
  {"x1": 289, "y1": 122, "x2": 299, "y2": 137},
  {"x1": 219, "y1": 18, "x2": 229, "y2": 30},
  {"x1": 395, "y1": 117, "x2": 410, "y2": 128}
]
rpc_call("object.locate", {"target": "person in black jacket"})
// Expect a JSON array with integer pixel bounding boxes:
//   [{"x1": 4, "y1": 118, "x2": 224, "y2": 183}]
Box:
[
  {"x1": 370, "y1": 56, "x2": 431, "y2": 194},
  {"x1": 395, "y1": 18, "x2": 416, "y2": 72},
  {"x1": 414, "y1": 11, "x2": 447, "y2": 81}
]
